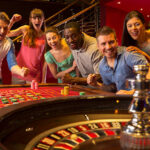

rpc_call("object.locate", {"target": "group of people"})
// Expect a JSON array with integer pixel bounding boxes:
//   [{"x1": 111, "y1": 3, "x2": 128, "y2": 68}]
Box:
[
  {"x1": 0, "y1": 9, "x2": 45, "y2": 84},
  {"x1": 0, "y1": 8, "x2": 150, "y2": 94}
]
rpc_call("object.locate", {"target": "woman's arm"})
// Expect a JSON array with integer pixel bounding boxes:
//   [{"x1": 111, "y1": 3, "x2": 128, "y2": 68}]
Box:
[
  {"x1": 7, "y1": 25, "x2": 29, "y2": 37},
  {"x1": 47, "y1": 62, "x2": 76, "y2": 79},
  {"x1": 8, "y1": 14, "x2": 22, "y2": 31},
  {"x1": 41, "y1": 62, "x2": 47, "y2": 83},
  {"x1": 75, "y1": 67, "x2": 80, "y2": 77},
  {"x1": 127, "y1": 46, "x2": 150, "y2": 62}
]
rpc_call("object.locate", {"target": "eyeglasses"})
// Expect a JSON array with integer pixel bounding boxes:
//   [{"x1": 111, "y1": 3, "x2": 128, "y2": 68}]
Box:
[{"x1": 31, "y1": 16, "x2": 43, "y2": 20}]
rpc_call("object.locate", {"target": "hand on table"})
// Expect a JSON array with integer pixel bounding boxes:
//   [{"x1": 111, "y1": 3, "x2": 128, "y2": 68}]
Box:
[
  {"x1": 116, "y1": 89, "x2": 135, "y2": 95},
  {"x1": 87, "y1": 74, "x2": 98, "y2": 86},
  {"x1": 61, "y1": 73, "x2": 73, "y2": 84}
]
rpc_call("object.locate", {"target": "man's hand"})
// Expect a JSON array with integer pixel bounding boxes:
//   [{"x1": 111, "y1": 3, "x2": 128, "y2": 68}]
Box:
[
  {"x1": 11, "y1": 65, "x2": 29, "y2": 77},
  {"x1": 87, "y1": 74, "x2": 98, "y2": 86},
  {"x1": 20, "y1": 67, "x2": 29, "y2": 77},
  {"x1": 61, "y1": 73, "x2": 73, "y2": 84},
  {"x1": 116, "y1": 89, "x2": 135, "y2": 95}
]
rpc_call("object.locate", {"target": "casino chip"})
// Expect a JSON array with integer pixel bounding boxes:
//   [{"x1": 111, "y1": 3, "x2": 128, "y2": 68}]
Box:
[{"x1": 79, "y1": 92, "x2": 85, "y2": 95}]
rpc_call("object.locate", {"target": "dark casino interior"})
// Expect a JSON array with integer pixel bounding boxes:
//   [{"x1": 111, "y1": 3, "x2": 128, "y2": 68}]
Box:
[{"x1": 0, "y1": 0, "x2": 150, "y2": 150}]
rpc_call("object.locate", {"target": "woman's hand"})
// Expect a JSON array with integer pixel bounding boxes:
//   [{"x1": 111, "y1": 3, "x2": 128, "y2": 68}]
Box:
[
  {"x1": 10, "y1": 14, "x2": 22, "y2": 24},
  {"x1": 126, "y1": 46, "x2": 150, "y2": 62},
  {"x1": 126, "y1": 46, "x2": 143, "y2": 52},
  {"x1": 72, "y1": 61, "x2": 77, "y2": 70}
]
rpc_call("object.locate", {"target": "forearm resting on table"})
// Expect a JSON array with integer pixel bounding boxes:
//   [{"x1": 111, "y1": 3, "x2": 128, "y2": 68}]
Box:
[
  {"x1": 55, "y1": 66, "x2": 76, "y2": 79},
  {"x1": 61, "y1": 73, "x2": 87, "y2": 85},
  {"x1": 62, "y1": 73, "x2": 102, "y2": 85},
  {"x1": 93, "y1": 82, "x2": 117, "y2": 93},
  {"x1": 117, "y1": 66, "x2": 150, "y2": 95},
  {"x1": 65, "y1": 76, "x2": 88, "y2": 85},
  {"x1": 116, "y1": 89, "x2": 135, "y2": 95}
]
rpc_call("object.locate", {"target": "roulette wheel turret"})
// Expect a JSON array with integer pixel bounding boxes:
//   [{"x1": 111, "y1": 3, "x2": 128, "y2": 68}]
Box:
[{"x1": 120, "y1": 65, "x2": 150, "y2": 150}]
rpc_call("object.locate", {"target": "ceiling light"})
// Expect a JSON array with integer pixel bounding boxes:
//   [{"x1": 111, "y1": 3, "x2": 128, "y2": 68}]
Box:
[
  {"x1": 117, "y1": 1, "x2": 121, "y2": 4},
  {"x1": 147, "y1": 15, "x2": 150, "y2": 18}
]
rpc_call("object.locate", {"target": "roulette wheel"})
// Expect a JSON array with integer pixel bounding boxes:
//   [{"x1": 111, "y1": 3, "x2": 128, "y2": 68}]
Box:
[
  {"x1": 0, "y1": 93, "x2": 132, "y2": 150},
  {"x1": 1, "y1": 65, "x2": 150, "y2": 150}
]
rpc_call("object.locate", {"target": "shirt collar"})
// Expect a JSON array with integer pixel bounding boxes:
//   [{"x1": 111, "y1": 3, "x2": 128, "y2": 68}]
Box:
[
  {"x1": 103, "y1": 46, "x2": 125, "y2": 64},
  {"x1": 0, "y1": 37, "x2": 6, "y2": 46}
]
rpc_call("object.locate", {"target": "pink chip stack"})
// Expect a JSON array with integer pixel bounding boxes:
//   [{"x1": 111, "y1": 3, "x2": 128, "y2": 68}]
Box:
[{"x1": 31, "y1": 80, "x2": 38, "y2": 90}]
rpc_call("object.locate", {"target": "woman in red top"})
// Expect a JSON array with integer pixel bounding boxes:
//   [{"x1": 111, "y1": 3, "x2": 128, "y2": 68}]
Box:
[{"x1": 7, "y1": 8, "x2": 45, "y2": 84}]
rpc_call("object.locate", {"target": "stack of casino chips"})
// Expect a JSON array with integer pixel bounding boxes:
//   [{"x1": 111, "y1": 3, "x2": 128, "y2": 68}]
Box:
[
  {"x1": 60, "y1": 86, "x2": 85, "y2": 96},
  {"x1": 61, "y1": 86, "x2": 69, "y2": 95},
  {"x1": 31, "y1": 80, "x2": 38, "y2": 90}
]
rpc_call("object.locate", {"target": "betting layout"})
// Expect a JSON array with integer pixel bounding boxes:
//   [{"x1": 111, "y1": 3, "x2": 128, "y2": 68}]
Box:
[
  {"x1": 0, "y1": 86, "x2": 79, "y2": 108},
  {"x1": 25, "y1": 119, "x2": 129, "y2": 150}
]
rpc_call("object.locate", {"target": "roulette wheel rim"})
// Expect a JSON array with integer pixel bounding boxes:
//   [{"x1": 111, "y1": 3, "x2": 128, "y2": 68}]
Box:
[{"x1": 25, "y1": 119, "x2": 130, "y2": 150}]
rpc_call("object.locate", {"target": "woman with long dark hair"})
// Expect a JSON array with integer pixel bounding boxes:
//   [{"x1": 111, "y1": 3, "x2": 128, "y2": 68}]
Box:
[{"x1": 122, "y1": 10, "x2": 150, "y2": 61}]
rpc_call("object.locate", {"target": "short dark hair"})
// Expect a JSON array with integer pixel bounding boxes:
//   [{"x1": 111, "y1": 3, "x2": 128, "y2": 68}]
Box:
[
  {"x1": 122, "y1": 10, "x2": 145, "y2": 46},
  {"x1": 64, "y1": 21, "x2": 80, "y2": 33},
  {"x1": 96, "y1": 26, "x2": 116, "y2": 39},
  {"x1": 0, "y1": 12, "x2": 10, "y2": 24}
]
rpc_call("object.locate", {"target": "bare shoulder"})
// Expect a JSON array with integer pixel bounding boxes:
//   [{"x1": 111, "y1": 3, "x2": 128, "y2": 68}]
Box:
[
  {"x1": 49, "y1": 49, "x2": 56, "y2": 56},
  {"x1": 18, "y1": 25, "x2": 29, "y2": 37},
  {"x1": 20, "y1": 25, "x2": 29, "y2": 32}
]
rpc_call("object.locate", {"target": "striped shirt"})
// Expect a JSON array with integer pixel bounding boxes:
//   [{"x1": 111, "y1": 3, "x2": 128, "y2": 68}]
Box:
[{"x1": 0, "y1": 37, "x2": 17, "y2": 78}]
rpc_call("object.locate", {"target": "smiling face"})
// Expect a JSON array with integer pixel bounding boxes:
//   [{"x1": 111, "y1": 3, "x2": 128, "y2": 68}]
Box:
[
  {"x1": 97, "y1": 33, "x2": 118, "y2": 59},
  {"x1": 126, "y1": 17, "x2": 145, "y2": 40},
  {"x1": 0, "y1": 20, "x2": 8, "y2": 41},
  {"x1": 64, "y1": 28, "x2": 83, "y2": 50},
  {"x1": 46, "y1": 32, "x2": 61, "y2": 50}
]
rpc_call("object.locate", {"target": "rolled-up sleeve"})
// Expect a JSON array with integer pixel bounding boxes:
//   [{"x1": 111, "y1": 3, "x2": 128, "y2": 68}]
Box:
[{"x1": 6, "y1": 41, "x2": 17, "y2": 70}]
